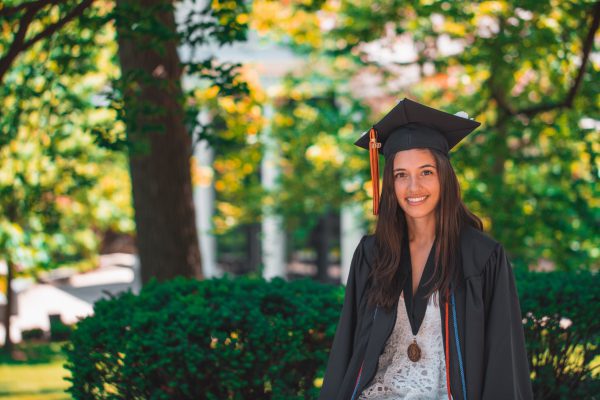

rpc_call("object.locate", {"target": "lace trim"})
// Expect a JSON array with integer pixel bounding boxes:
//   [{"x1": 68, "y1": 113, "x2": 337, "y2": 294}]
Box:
[{"x1": 359, "y1": 292, "x2": 448, "y2": 399}]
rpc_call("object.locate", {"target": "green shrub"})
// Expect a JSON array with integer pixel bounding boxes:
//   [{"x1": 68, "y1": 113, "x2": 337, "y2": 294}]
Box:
[
  {"x1": 516, "y1": 270, "x2": 600, "y2": 399},
  {"x1": 64, "y1": 276, "x2": 343, "y2": 399},
  {"x1": 21, "y1": 328, "x2": 45, "y2": 341},
  {"x1": 65, "y1": 271, "x2": 599, "y2": 399},
  {"x1": 49, "y1": 315, "x2": 73, "y2": 342}
]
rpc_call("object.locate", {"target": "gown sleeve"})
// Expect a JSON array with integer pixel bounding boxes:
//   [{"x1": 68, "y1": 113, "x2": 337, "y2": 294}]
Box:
[
  {"x1": 481, "y1": 243, "x2": 533, "y2": 399},
  {"x1": 319, "y1": 236, "x2": 369, "y2": 400}
]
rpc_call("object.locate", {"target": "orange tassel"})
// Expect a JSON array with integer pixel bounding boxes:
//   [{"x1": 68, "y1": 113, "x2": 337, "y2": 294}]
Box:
[{"x1": 369, "y1": 128, "x2": 381, "y2": 215}]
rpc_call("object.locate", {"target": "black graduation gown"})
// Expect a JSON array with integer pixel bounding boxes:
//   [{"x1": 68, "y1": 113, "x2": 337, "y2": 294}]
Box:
[{"x1": 318, "y1": 225, "x2": 533, "y2": 400}]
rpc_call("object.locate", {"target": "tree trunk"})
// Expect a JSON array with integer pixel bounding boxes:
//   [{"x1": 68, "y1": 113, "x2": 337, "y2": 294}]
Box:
[
  {"x1": 2, "y1": 260, "x2": 14, "y2": 355},
  {"x1": 315, "y1": 211, "x2": 334, "y2": 282},
  {"x1": 245, "y1": 223, "x2": 261, "y2": 273},
  {"x1": 115, "y1": 0, "x2": 202, "y2": 283}
]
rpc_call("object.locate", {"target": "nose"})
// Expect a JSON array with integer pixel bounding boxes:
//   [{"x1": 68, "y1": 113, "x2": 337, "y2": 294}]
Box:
[{"x1": 408, "y1": 175, "x2": 420, "y2": 191}]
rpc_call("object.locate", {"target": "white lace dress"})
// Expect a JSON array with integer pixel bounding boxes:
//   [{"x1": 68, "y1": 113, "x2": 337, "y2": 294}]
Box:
[{"x1": 358, "y1": 292, "x2": 449, "y2": 400}]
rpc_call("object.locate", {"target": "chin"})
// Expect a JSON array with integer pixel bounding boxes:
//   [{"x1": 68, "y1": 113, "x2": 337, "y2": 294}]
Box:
[
  {"x1": 399, "y1": 204, "x2": 436, "y2": 220},
  {"x1": 404, "y1": 211, "x2": 435, "y2": 220}
]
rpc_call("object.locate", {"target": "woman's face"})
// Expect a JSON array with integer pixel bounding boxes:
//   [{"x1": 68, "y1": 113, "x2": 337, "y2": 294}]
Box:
[{"x1": 392, "y1": 148, "x2": 440, "y2": 221}]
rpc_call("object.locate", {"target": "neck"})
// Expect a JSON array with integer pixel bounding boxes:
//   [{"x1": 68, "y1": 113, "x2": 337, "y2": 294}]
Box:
[{"x1": 405, "y1": 214, "x2": 436, "y2": 244}]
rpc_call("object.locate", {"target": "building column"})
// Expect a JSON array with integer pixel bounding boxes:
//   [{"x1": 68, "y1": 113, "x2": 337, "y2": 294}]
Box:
[
  {"x1": 340, "y1": 202, "x2": 364, "y2": 285},
  {"x1": 193, "y1": 137, "x2": 220, "y2": 278},
  {"x1": 261, "y1": 103, "x2": 286, "y2": 280}
]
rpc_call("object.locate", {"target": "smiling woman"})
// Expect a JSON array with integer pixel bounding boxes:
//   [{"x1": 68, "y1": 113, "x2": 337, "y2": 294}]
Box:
[
  {"x1": 319, "y1": 98, "x2": 533, "y2": 400},
  {"x1": 392, "y1": 149, "x2": 440, "y2": 220}
]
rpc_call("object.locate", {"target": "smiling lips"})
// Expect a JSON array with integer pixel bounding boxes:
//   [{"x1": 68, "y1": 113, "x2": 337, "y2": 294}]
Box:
[{"x1": 406, "y1": 195, "x2": 428, "y2": 205}]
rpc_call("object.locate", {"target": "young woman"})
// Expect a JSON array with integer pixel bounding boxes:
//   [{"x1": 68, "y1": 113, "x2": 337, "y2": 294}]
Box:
[{"x1": 319, "y1": 99, "x2": 533, "y2": 400}]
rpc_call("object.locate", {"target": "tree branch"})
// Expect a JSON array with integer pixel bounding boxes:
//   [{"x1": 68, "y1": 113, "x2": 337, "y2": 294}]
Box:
[
  {"x1": 23, "y1": 0, "x2": 95, "y2": 51},
  {"x1": 0, "y1": 3, "x2": 43, "y2": 83},
  {"x1": 0, "y1": 0, "x2": 56, "y2": 18},
  {"x1": 518, "y1": 1, "x2": 600, "y2": 117},
  {"x1": 492, "y1": 2, "x2": 600, "y2": 118},
  {"x1": 0, "y1": 0, "x2": 94, "y2": 84}
]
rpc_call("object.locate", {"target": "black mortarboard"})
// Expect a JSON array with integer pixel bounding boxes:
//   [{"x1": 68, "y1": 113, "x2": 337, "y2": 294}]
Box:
[{"x1": 355, "y1": 98, "x2": 481, "y2": 215}]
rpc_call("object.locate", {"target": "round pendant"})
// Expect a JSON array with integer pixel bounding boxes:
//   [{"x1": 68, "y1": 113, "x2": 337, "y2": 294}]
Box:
[{"x1": 407, "y1": 339, "x2": 421, "y2": 362}]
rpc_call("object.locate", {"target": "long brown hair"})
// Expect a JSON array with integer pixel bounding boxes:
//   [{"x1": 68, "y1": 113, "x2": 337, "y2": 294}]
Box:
[{"x1": 368, "y1": 148, "x2": 482, "y2": 310}]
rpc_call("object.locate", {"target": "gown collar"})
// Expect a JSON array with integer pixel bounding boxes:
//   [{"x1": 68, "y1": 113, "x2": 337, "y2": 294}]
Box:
[{"x1": 400, "y1": 236, "x2": 438, "y2": 336}]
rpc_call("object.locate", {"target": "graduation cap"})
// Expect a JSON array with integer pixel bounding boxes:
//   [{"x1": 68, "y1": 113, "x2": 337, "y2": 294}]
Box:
[{"x1": 355, "y1": 98, "x2": 481, "y2": 215}]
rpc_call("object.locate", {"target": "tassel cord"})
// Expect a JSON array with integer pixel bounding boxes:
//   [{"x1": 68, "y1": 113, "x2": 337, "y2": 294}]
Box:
[
  {"x1": 451, "y1": 292, "x2": 467, "y2": 400},
  {"x1": 369, "y1": 128, "x2": 381, "y2": 215}
]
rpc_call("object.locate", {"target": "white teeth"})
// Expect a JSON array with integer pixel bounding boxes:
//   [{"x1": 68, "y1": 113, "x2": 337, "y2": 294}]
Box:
[{"x1": 407, "y1": 196, "x2": 427, "y2": 203}]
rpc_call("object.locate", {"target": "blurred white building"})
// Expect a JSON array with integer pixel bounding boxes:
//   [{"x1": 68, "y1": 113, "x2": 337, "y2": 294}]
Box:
[{"x1": 0, "y1": 254, "x2": 139, "y2": 345}]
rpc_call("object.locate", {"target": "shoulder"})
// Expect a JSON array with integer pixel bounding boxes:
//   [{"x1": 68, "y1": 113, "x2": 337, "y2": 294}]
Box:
[
  {"x1": 460, "y1": 225, "x2": 499, "y2": 248},
  {"x1": 361, "y1": 234, "x2": 376, "y2": 266},
  {"x1": 349, "y1": 234, "x2": 376, "y2": 283},
  {"x1": 459, "y1": 225, "x2": 504, "y2": 278}
]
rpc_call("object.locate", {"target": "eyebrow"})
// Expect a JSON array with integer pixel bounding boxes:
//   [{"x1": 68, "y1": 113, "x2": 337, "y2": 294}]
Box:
[{"x1": 394, "y1": 164, "x2": 437, "y2": 172}]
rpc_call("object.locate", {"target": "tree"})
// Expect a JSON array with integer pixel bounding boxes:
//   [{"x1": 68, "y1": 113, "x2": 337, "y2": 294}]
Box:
[
  {"x1": 270, "y1": 72, "x2": 370, "y2": 280},
  {"x1": 0, "y1": 0, "x2": 95, "y2": 84},
  {"x1": 1, "y1": 0, "x2": 252, "y2": 284},
  {"x1": 111, "y1": 0, "x2": 251, "y2": 281},
  {"x1": 0, "y1": 105, "x2": 132, "y2": 354},
  {"x1": 252, "y1": 0, "x2": 600, "y2": 271},
  {"x1": 0, "y1": 0, "x2": 133, "y2": 354},
  {"x1": 189, "y1": 65, "x2": 265, "y2": 272},
  {"x1": 113, "y1": 0, "x2": 202, "y2": 282}
]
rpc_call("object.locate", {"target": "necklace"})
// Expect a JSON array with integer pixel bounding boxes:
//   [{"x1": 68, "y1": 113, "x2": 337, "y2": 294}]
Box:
[
  {"x1": 405, "y1": 289, "x2": 424, "y2": 362},
  {"x1": 403, "y1": 237, "x2": 436, "y2": 363},
  {"x1": 407, "y1": 336, "x2": 422, "y2": 362}
]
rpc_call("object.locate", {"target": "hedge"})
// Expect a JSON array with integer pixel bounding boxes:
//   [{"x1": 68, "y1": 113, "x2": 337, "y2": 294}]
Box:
[
  {"x1": 64, "y1": 276, "x2": 342, "y2": 399},
  {"x1": 65, "y1": 271, "x2": 599, "y2": 399},
  {"x1": 516, "y1": 270, "x2": 599, "y2": 398}
]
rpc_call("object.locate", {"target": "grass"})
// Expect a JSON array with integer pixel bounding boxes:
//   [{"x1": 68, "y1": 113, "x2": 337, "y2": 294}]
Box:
[
  {"x1": 0, "y1": 342, "x2": 70, "y2": 400},
  {"x1": 0, "y1": 360, "x2": 70, "y2": 399}
]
